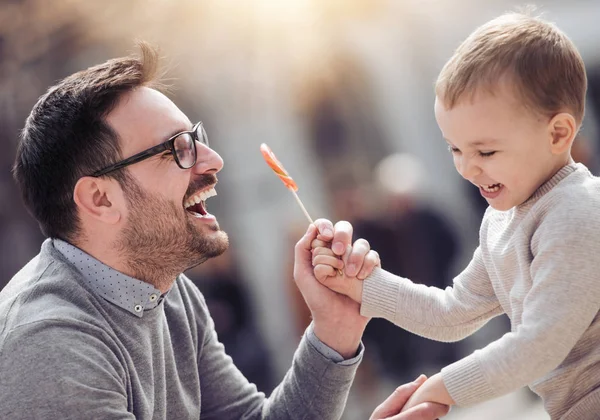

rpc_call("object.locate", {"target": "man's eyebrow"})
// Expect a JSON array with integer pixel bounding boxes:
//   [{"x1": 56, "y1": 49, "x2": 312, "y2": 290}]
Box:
[
  {"x1": 165, "y1": 124, "x2": 192, "y2": 140},
  {"x1": 153, "y1": 123, "x2": 193, "y2": 146}
]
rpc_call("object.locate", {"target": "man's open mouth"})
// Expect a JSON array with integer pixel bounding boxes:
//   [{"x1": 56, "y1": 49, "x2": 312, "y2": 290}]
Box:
[{"x1": 184, "y1": 187, "x2": 217, "y2": 216}]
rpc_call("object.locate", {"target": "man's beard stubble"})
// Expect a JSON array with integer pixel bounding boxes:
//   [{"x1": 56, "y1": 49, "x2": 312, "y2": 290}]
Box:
[{"x1": 115, "y1": 178, "x2": 229, "y2": 289}]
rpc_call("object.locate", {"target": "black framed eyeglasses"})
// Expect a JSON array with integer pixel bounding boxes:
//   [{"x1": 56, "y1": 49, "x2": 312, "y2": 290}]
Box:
[{"x1": 92, "y1": 122, "x2": 208, "y2": 177}]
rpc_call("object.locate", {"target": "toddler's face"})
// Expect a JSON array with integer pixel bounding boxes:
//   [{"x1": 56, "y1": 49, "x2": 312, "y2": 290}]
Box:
[{"x1": 435, "y1": 83, "x2": 558, "y2": 211}]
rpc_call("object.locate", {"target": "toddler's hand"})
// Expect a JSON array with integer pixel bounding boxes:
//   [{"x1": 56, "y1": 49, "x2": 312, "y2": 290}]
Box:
[
  {"x1": 311, "y1": 237, "x2": 380, "y2": 303},
  {"x1": 370, "y1": 375, "x2": 450, "y2": 420},
  {"x1": 400, "y1": 373, "x2": 455, "y2": 414}
]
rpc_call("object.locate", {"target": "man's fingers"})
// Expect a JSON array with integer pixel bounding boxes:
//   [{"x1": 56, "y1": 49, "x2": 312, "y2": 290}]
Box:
[
  {"x1": 388, "y1": 402, "x2": 450, "y2": 420},
  {"x1": 312, "y1": 219, "x2": 335, "y2": 241},
  {"x1": 332, "y1": 220, "x2": 353, "y2": 256},
  {"x1": 295, "y1": 224, "x2": 318, "y2": 254},
  {"x1": 345, "y1": 238, "x2": 370, "y2": 277},
  {"x1": 293, "y1": 224, "x2": 320, "y2": 288},
  {"x1": 357, "y1": 250, "x2": 380, "y2": 280},
  {"x1": 312, "y1": 219, "x2": 354, "y2": 257}
]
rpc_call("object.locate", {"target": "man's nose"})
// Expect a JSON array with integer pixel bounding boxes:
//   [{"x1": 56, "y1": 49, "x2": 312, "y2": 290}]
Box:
[{"x1": 193, "y1": 142, "x2": 224, "y2": 175}]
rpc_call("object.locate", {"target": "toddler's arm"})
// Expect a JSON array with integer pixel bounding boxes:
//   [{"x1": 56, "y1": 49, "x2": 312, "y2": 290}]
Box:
[{"x1": 314, "y1": 238, "x2": 503, "y2": 343}]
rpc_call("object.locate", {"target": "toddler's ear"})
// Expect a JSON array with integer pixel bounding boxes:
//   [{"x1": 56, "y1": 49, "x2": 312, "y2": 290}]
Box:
[{"x1": 548, "y1": 112, "x2": 577, "y2": 155}]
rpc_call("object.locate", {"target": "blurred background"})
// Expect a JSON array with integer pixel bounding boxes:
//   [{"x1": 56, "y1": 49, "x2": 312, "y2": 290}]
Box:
[{"x1": 3, "y1": 0, "x2": 600, "y2": 418}]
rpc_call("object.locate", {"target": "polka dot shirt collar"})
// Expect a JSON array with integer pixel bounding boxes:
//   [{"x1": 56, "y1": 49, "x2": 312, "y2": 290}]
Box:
[{"x1": 53, "y1": 239, "x2": 164, "y2": 318}]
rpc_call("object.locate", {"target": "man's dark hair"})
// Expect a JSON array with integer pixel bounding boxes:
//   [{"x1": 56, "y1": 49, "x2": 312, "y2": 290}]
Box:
[{"x1": 13, "y1": 43, "x2": 164, "y2": 242}]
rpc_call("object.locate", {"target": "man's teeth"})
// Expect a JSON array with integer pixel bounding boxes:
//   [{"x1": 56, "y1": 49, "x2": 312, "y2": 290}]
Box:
[
  {"x1": 184, "y1": 187, "x2": 217, "y2": 209},
  {"x1": 481, "y1": 183, "x2": 501, "y2": 192}
]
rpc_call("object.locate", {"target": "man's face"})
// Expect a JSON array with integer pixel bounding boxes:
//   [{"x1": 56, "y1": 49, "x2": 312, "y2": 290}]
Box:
[
  {"x1": 107, "y1": 87, "x2": 228, "y2": 278},
  {"x1": 434, "y1": 83, "x2": 556, "y2": 211}
]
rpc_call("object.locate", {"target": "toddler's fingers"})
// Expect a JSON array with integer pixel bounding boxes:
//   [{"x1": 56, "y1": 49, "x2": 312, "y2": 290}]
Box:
[
  {"x1": 314, "y1": 264, "x2": 338, "y2": 283},
  {"x1": 311, "y1": 238, "x2": 330, "y2": 250},
  {"x1": 313, "y1": 244, "x2": 345, "y2": 277},
  {"x1": 390, "y1": 402, "x2": 449, "y2": 420},
  {"x1": 312, "y1": 254, "x2": 344, "y2": 269},
  {"x1": 357, "y1": 250, "x2": 381, "y2": 280},
  {"x1": 369, "y1": 376, "x2": 427, "y2": 420},
  {"x1": 312, "y1": 246, "x2": 337, "y2": 258}
]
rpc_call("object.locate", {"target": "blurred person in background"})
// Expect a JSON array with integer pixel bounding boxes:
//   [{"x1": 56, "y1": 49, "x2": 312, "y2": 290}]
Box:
[
  {"x1": 570, "y1": 133, "x2": 598, "y2": 172},
  {"x1": 308, "y1": 154, "x2": 461, "y2": 418},
  {"x1": 359, "y1": 154, "x2": 461, "y2": 382},
  {"x1": 323, "y1": 154, "x2": 461, "y2": 383},
  {"x1": 0, "y1": 44, "x2": 448, "y2": 420}
]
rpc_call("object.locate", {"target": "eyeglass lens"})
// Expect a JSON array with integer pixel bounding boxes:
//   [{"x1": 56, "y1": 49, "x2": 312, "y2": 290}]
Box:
[
  {"x1": 173, "y1": 124, "x2": 208, "y2": 169},
  {"x1": 174, "y1": 133, "x2": 196, "y2": 168}
]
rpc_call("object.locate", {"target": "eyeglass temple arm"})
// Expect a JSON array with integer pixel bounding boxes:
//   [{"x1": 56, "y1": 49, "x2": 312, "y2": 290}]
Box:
[{"x1": 92, "y1": 142, "x2": 171, "y2": 177}]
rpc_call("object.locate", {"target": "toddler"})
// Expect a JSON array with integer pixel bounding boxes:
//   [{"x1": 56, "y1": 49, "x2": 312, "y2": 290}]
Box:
[{"x1": 313, "y1": 11, "x2": 600, "y2": 420}]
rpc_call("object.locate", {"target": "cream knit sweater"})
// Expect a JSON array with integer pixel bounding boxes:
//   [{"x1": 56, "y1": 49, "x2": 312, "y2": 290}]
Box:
[{"x1": 361, "y1": 162, "x2": 600, "y2": 420}]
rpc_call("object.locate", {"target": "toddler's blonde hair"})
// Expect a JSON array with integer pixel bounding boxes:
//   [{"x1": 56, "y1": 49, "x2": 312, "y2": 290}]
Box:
[{"x1": 436, "y1": 12, "x2": 587, "y2": 124}]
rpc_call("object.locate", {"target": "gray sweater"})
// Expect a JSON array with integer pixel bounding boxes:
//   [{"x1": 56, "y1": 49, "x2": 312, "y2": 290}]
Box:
[
  {"x1": 0, "y1": 240, "x2": 362, "y2": 419},
  {"x1": 361, "y1": 162, "x2": 600, "y2": 420}
]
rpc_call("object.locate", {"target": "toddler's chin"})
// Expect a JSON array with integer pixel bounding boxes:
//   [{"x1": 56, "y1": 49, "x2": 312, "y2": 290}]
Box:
[{"x1": 488, "y1": 200, "x2": 516, "y2": 211}]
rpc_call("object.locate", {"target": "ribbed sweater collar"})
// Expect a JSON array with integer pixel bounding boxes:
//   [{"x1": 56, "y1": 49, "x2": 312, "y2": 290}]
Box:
[{"x1": 519, "y1": 161, "x2": 579, "y2": 209}]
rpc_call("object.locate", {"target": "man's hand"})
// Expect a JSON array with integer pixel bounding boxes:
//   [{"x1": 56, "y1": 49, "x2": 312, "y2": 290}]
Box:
[
  {"x1": 294, "y1": 219, "x2": 370, "y2": 358},
  {"x1": 370, "y1": 376, "x2": 450, "y2": 420}
]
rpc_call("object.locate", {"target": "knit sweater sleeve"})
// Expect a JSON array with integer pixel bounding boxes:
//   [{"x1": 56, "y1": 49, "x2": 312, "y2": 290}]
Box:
[
  {"x1": 194, "y1": 291, "x2": 362, "y2": 420},
  {"x1": 360, "y1": 246, "x2": 503, "y2": 342},
  {"x1": 442, "y1": 199, "x2": 600, "y2": 407}
]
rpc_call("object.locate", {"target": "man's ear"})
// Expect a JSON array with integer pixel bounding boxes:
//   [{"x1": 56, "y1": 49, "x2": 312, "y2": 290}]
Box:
[
  {"x1": 548, "y1": 112, "x2": 577, "y2": 155},
  {"x1": 73, "y1": 177, "x2": 122, "y2": 225}
]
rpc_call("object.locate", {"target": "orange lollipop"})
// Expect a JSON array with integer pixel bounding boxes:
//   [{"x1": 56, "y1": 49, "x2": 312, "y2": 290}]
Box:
[
  {"x1": 260, "y1": 143, "x2": 298, "y2": 192},
  {"x1": 260, "y1": 143, "x2": 342, "y2": 275},
  {"x1": 260, "y1": 143, "x2": 311, "y2": 222}
]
